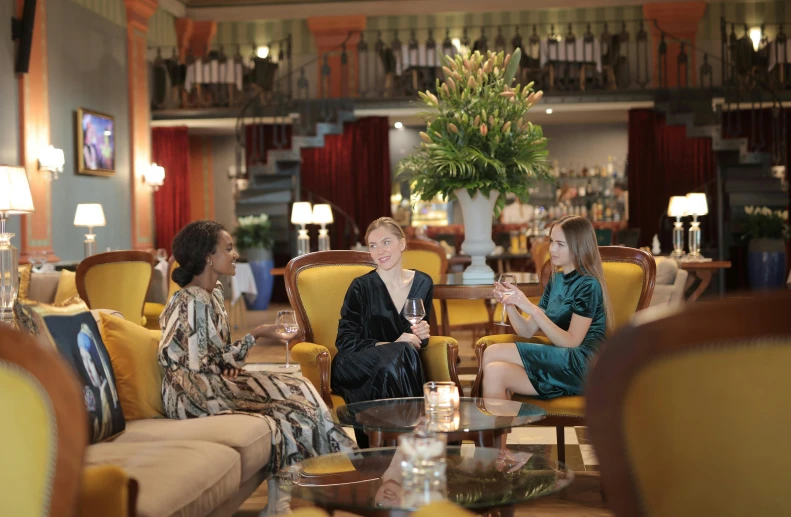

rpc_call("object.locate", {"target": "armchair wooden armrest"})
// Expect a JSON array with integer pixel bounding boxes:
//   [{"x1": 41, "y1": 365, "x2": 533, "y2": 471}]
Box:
[
  {"x1": 78, "y1": 465, "x2": 138, "y2": 517},
  {"x1": 421, "y1": 335, "x2": 462, "y2": 391},
  {"x1": 471, "y1": 334, "x2": 552, "y2": 397},
  {"x1": 290, "y1": 342, "x2": 332, "y2": 407}
]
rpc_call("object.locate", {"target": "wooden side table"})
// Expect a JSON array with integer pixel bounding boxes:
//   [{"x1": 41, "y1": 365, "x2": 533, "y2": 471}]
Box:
[{"x1": 678, "y1": 260, "x2": 732, "y2": 302}]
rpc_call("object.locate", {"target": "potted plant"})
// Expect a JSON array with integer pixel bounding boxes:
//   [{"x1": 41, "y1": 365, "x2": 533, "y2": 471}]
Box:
[
  {"x1": 233, "y1": 214, "x2": 276, "y2": 309},
  {"x1": 397, "y1": 48, "x2": 551, "y2": 280},
  {"x1": 742, "y1": 206, "x2": 789, "y2": 290}
]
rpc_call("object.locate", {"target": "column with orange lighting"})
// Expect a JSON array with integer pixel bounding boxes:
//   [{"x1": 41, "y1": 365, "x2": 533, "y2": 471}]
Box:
[
  {"x1": 643, "y1": 2, "x2": 707, "y2": 88},
  {"x1": 188, "y1": 136, "x2": 215, "y2": 222},
  {"x1": 124, "y1": 0, "x2": 157, "y2": 250},
  {"x1": 307, "y1": 16, "x2": 366, "y2": 98},
  {"x1": 16, "y1": 0, "x2": 58, "y2": 262}
]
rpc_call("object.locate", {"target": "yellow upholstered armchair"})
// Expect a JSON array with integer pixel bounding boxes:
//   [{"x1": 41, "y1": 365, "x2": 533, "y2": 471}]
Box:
[
  {"x1": 587, "y1": 290, "x2": 791, "y2": 517},
  {"x1": 76, "y1": 251, "x2": 155, "y2": 327},
  {"x1": 0, "y1": 323, "x2": 89, "y2": 517},
  {"x1": 472, "y1": 246, "x2": 655, "y2": 463},
  {"x1": 143, "y1": 259, "x2": 179, "y2": 330},
  {"x1": 286, "y1": 251, "x2": 462, "y2": 409}
]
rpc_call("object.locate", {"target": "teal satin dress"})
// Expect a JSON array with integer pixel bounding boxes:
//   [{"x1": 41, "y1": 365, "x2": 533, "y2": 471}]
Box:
[{"x1": 515, "y1": 269, "x2": 606, "y2": 399}]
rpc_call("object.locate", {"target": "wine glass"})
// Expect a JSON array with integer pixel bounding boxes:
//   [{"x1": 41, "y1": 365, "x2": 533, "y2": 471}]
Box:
[
  {"x1": 275, "y1": 310, "x2": 300, "y2": 370},
  {"x1": 404, "y1": 298, "x2": 426, "y2": 327},
  {"x1": 494, "y1": 274, "x2": 517, "y2": 326}
]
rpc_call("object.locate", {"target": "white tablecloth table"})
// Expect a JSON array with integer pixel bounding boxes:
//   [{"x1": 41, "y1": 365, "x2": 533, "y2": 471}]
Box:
[{"x1": 230, "y1": 263, "x2": 258, "y2": 305}]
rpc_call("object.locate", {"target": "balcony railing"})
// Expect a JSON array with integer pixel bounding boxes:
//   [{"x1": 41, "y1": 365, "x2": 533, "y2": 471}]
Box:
[{"x1": 150, "y1": 16, "x2": 790, "y2": 114}]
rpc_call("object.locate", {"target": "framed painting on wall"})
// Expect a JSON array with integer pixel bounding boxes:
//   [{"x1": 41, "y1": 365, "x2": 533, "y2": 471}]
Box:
[{"x1": 77, "y1": 108, "x2": 115, "y2": 176}]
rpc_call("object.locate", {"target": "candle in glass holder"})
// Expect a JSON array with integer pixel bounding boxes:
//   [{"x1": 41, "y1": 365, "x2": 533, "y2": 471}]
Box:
[
  {"x1": 423, "y1": 381, "x2": 455, "y2": 414},
  {"x1": 451, "y1": 385, "x2": 460, "y2": 409}
]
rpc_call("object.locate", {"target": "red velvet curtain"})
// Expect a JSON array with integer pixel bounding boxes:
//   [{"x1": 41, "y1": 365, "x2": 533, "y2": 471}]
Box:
[
  {"x1": 152, "y1": 127, "x2": 191, "y2": 254},
  {"x1": 627, "y1": 109, "x2": 717, "y2": 249},
  {"x1": 301, "y1": 117, "x2": 391, "y2": 248}
]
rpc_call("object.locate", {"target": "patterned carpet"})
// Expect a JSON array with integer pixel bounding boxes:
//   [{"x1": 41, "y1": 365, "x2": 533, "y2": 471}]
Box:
[{"x1": 234, "y1": 305, "x2": 611, "y2": 516}]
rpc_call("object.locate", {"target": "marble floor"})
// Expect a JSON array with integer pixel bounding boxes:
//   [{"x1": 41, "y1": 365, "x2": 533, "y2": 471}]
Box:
[{"x1": 232, "y1": 303, "x2": 609, "y2": 516}]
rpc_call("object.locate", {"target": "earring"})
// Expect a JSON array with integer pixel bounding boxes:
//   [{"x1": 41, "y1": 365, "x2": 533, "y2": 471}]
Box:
[{"x1": 209, "y1": 260, "x2": 213, "y2": 266}]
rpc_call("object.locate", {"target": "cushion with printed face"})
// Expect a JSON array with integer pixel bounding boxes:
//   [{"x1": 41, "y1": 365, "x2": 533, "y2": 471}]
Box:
[{"x1": 36, "y1": 310, "x2": 126, "y2": 443}]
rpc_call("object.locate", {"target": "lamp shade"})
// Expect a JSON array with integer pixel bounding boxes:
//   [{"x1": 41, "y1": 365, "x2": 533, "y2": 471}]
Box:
[
  {"x1": 685, "y1": 193, "x2": 708, "y2": 216},
  {"x1": 667, "y1": 196, "x2": 688, "y2": 217},
  {"x1": 312, "y1": 204, "x2": 334, "y2": 225},
  {"x1": 74, "y1": 203, "x2": 106, "y2": 227},
  {"x1": 0, "y1": 165, "x2": 35, "y2": 214},
  {"x1": 291, "y1": 202, "x2": 313, "y2": 225}
]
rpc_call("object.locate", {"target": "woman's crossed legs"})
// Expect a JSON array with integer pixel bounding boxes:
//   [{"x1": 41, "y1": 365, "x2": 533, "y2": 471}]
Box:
[{"x1": 481, "y1": 343, "x2": 538, "y2": 400}]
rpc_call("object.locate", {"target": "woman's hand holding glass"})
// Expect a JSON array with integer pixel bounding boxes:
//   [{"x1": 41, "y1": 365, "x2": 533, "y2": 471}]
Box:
[
  {"x1": 496, "y1": 281, "x2": 538, "y2": 316},
  {"x1": 410, "y1": 320, "x2": 430, "y2": 341}
]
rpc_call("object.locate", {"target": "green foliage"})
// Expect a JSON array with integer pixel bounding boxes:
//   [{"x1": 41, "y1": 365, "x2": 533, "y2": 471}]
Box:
[
  {"x1": 233, "y1": 214, "x2": 275, "y2": 250},
  {"x1": 396, "y1": 48, "x2": 552, "y2": 215},
  {"x1": 741, "y1": 206, "x2": 790, "y2": 240}
]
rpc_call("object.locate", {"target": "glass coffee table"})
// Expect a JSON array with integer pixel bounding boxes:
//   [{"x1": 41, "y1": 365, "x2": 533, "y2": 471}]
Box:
[
  {"x1": 334, "y1": 397, "x2": 546, "y2": 448},
  {"x1": 280, "y1": 446, "x2": 572, "y2": 517}
]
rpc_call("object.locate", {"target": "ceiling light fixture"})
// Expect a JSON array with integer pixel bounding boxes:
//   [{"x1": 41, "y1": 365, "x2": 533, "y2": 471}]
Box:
[
  {"x1": 394, "y1": 121, "x2": 403, "y2": 129},
  {"x1": 256, "y1": 45, "x2": 270, "y2": 59}
]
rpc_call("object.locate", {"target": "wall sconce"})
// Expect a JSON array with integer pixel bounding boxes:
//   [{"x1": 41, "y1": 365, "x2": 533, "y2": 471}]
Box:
[
  {"x1": 74, "y1": 203, "x2": 106, "y2": 258},
  {"x1": 144, "y1": 163, "x2": 165, "y2": 191},
  {"x1": 38, "y1": 145, "x2": 64, "y2": 181},
  {"x1": 312, "y1": 204, "x2": 334, "y2": 252},
  {"x1": 290, "y1": 202, "x2": 313, "y2": 256}
]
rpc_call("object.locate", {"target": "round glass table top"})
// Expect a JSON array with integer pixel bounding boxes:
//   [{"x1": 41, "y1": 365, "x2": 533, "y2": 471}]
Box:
[
  {"x1": 333, "y1": 397, "x2": 546, "y2": 434},
  {"x1": 281, "y1": 446, "x2": 573, "y2": 512}
]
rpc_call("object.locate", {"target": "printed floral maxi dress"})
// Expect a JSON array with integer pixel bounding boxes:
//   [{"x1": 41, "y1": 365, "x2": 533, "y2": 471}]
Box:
[{"x1": 158, "y1": 282, "x2": 356, "y2": 472}]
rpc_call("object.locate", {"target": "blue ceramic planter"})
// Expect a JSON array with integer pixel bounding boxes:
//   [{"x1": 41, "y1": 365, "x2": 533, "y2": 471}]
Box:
[
  {"x1": 245, "y1": 260, "x2": 275, "y2": 310},
  {"x1": 747, "y1": 238, "x2": 787, "y2": 290}
]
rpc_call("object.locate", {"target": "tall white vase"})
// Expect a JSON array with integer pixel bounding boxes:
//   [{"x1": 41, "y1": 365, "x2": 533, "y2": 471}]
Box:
[{"x1": 455, "y1": 188, "x2": 500, "y2": 282}]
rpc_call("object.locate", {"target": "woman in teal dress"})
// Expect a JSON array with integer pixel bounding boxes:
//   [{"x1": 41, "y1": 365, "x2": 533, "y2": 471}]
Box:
[{"x1": 479, "y1": 215, "x2": 614, "y2": 400}]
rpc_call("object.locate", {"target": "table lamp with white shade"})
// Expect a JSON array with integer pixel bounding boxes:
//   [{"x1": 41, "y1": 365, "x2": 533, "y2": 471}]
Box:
[
  {"x1": 685, "y1": 193, "x2": 708, "y2": 259},
  {"x1": 312, "y1": 204, "x2": 334, "y2": 252},
  {"x1": 0, "y1": 165, "x2": 35, "y2": 323},
  {"x1": 74, "y1": 203, "x2": 106, "y2": 258},
  {"x1": 667, "y1": 196, "x2": 688, "y2": 257},
  {"x1": 291, "y1": 202, "x2": 313, "y2": 256}
]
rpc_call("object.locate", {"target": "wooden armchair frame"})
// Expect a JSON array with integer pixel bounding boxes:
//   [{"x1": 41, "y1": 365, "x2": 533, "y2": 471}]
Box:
[{"x1": 587, "y1": 290, "x2": 791, "y2": 515}]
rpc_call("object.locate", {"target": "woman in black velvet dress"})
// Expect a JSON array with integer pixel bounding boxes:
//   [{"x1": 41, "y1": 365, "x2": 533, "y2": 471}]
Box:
[{"x1": 332, "y1": 218, "x2": 432, "y2": 445}]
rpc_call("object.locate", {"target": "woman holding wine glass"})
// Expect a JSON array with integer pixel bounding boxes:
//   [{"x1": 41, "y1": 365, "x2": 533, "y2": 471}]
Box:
[
  {"x1": 158, "y1": 221, "x2": 356, "y2": 516},
  {"x1": 332, "y1": 217, "x2": 434, "y2": 447},
  {"x1": 478, "y1": 216, "x2": 614, "y2": 401}
]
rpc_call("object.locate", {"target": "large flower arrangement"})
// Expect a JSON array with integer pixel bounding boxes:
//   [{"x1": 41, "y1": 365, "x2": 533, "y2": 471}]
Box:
[
  {"x1": 742, "y1": 206, "x2": 790, "y2": 240},
  {"x1": 233, "y1": 214, "x2": 275, "y2": 250},
  {"x1": 396, "y1": 48, "x2": 552, "y2": 214}
]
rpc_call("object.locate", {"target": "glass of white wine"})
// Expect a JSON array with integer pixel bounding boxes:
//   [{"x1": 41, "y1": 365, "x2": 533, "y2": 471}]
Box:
[
  {"x1": 275, "y1": 310, "x2": 300, "y2": 370},
  {"x1": 494, "y1": 274, "x2": 517, "y2": 326},
  {"x1": 404, "y1": 299, "x2": 426, "y2": 326}
]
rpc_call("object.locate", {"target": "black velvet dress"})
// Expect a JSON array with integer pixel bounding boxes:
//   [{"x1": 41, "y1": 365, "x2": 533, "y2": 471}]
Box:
[{"x1": 331, "y1": 270, "x2": 432, "y2": 407}]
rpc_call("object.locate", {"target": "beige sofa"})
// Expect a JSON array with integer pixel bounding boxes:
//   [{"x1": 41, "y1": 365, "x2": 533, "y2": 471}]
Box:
[
  {"x1": 649, "y1": 257, "x2": 689, "y2": 308},
  {"x1": 24, "y1": 271, "x2": 275, "y2": 517}
]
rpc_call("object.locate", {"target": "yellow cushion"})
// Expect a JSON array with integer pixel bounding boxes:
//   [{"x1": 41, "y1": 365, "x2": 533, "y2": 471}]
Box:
[
  {"x1": 0, "y1": 360, "x2": 55, "y2": 517},
  {"x1": 446, "y1": 299, "x2": 490, "y2": 326},
  {"x1": 330, "y1": 394, "x2": 345, "y2": 410},
  {"x1": 512, "y1": 394, "x2": 585, "y2": 417},
  {"x1": 97, "y1": 313, "x2": 165, "y2": 420},
  {"x1": 81, "y1": 262, "x2": 152, "y2": 325},
  {"x1": 602, "y1": 261, "x2": 645, "y2": 331},
  {"x1": 421, "y1": 336, "x2": 459, "y2": 383},
  {"x1": 413, "y1": 501, "x2": 476, "y2": 517},
  {"x1": 54, "y1": 270, "x2": 79, "y2": 305},
  {"x1": 17, "y1": 264, "x2": 32, "y2": 300},
  {"x1": 296, "y1": 264, "x2": 374, "y2": 357},
  {"x1": 623, "y1": 340, "x2": 791, "y2": 517},
  {"x1": 301, "y1": 453, "x2": 356, "y2": 475}
]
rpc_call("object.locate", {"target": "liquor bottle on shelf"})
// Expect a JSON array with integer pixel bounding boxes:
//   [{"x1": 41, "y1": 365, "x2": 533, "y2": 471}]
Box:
[{"x1": 607, "y1": 155, "x2": 615, "y2": 177}]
